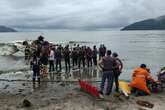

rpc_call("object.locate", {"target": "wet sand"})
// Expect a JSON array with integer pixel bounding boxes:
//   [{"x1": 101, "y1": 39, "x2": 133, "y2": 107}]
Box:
[{"x1": 0, "y1": 68, "x2": 165, "y2": 110}]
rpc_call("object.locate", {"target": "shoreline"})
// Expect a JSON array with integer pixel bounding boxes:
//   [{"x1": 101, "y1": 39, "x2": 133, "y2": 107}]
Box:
[{"x1": 0, "y1": 70, "x2": 165, "y2": 110}]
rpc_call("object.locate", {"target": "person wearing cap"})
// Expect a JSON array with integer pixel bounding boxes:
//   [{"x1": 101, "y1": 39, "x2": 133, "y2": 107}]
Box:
[{"x1": 112, "y1": 52, "x2": 123, "y2": 92}]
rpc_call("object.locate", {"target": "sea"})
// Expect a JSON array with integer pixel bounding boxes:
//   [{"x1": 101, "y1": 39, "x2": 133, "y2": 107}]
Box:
[{"x1": 0, "y1": 30, "x2": 165, "y2": 80}]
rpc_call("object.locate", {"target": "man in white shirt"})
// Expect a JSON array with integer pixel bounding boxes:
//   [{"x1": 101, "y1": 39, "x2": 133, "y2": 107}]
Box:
[{"x1": 49, "y1": 46, "x2": 55, "y2": 73}]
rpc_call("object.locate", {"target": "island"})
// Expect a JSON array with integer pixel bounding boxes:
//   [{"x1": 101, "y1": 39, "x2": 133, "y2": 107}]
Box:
[
  {"x1": 121, "y1": 15, "x2": 165, "y2": 30},
  {"x1": 0, "y1": 25, "x2": 17, "y2": 32}
]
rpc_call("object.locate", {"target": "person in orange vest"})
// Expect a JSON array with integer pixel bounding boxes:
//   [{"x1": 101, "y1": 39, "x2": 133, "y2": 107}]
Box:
[{"x1": 129, "y1": 64, "x2": 156, "y2": 96}]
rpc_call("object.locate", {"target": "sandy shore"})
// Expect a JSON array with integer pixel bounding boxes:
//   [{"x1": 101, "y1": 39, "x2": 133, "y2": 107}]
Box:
[
  {"x1": 0, "y1": 78, "x2": 165, "y2": 110},
  {"x1": 0, "y1": 67, "x2": 164, "y2": 110}
]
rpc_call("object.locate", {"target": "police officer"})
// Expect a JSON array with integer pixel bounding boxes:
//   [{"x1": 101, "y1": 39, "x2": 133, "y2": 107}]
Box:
[
  {"x1": 98, "y1": 50, "x2": 116, "y2": 96},
  {"x1": 86, "y1": 47, "x2": 92, "y2": 67},
  {"x1": 71, "y1": 48, "x2": 78, "y2": 67},
  {"x1": 92, "y1": 45, "x2": 97, "y2": 66},
  {"x1": 78, "y1": 47, "x2": 85, "y2": 68},
  {"x1": 63, "y1": 45, "x2": 71, "y2": 72}
]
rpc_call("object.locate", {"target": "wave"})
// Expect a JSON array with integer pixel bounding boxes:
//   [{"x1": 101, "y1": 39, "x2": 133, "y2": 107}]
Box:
[
  {"x1": 0, "y1": 40, "x2": 94, "y2": 56},
  {"x1": 0, "y1": 41, "x2": 26, "y2": 56},
  {"x1": 0, "y1": 43, "x2": 19, "y2": 55}
]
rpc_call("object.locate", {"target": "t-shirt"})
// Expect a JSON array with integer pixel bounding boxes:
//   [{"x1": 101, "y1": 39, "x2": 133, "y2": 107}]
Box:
[
  {"x1": 102, "y1": 56, "x2": 116, "y2": 71},
  {"x1": 49, "y1": 50, "x2": 55, "y2": 61}
]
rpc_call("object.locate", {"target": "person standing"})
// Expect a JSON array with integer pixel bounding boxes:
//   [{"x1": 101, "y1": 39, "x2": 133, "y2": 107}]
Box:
[
  {"x1": 63, "y1": 45, "x2": 71, "y2": 72},
  {"x1": 55, "y1": 46, "x2": 62, "y2": 72},
  {"x1": 98, "y1": 50, "x2": 116, "y2": 96},
  {"x1": 86, "y1": 47, "x2": 92, "y2": 67},
  {"x1": 112, "y1": 52, "x2": 123, "y2": 92},
  {"x1": 71, "y1": 48, "x2": 78, "y2": 67},
  {"x1": 48, "y1": 46, "x2": 55, "y2": 73},
  {"x1": 92, "y1": 45, "x2": 97, "y2": 66},
  {"x1": 35, "y1": 36, "x2": 44, "y2": 57},
  {"x1": 31, "y1": 55, "x2": 40, "y2": 84},
  {"x1": 78, "y1": 47, "x2": 85, "y2": 68}
]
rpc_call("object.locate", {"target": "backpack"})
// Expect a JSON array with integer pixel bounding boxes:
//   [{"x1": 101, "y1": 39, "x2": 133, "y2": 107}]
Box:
[
  {"x1": 158, "y1": 70, "x2": 165, "y2": 81},
  {"x1": 157, "y1": 69, "x2": 165, "y2": 90}
]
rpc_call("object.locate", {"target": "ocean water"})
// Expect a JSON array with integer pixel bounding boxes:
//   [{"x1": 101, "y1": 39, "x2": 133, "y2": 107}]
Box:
[{"x1": 0, "y1": 30, "x2": 165, "y2": 80}]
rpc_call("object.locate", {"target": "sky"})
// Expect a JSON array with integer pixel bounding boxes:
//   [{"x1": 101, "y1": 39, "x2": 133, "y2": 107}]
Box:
[{"x1": 0, "y1": 0, "x2": 165, "y2": 30}]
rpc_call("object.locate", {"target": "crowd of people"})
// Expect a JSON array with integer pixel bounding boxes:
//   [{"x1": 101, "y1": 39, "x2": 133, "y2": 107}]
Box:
[
  {"x1": 24, "y1": 35, "x2": 164, "y2": 98},
  {"x1": 23, "y1": 36, "x2": 111, "y2": 84}
]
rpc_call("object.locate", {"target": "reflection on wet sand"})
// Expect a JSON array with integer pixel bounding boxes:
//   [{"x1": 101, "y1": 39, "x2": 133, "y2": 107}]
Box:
[
  {"x1": 0, "y1": 67, "x2": 102, "y2": 83},
  {"x1": 31, "y1": 67, "x2": 102, "y2": 92},
  {"x1": 47, "y1": 67, "x2": 102, "y2": 82}
]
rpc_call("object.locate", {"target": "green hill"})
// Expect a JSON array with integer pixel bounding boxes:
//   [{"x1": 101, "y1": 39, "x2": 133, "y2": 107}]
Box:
[
  {"x1": 0, "y1": 26, "x2": 17, "y2": 32},
  {"x1": 121, "y1": 15, "x2": 165, "y2": 30}
]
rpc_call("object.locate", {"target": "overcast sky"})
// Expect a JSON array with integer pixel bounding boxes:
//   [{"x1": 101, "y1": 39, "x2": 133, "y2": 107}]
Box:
[{"x1": 0, "y1": 0, "x2": 165, "y2": 30}]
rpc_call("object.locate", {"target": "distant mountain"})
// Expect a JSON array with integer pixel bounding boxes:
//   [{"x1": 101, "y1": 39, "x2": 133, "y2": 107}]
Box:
[
  {"x1": 121, "y1": 15, "x2": 165, "y2": 30},
  {"x1": 0, "y1": 26, "x2": 17, "y2": 32}
]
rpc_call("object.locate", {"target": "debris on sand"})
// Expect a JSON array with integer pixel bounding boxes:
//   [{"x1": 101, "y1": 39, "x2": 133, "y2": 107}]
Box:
[
  {"x1": 18, "y1": 89, "x2": 24, "y2": 92},
  {"x1": 22, "y1": 83, "x2": 26, "y2": 86},
  {"x1": 136, "y1": 100, "x2": 154, "y2": 108},
  {"x1": 23, "y1": 99, "x2": 31, "y2": 107},
  {"x1": 3, "y1": 85, "x2": 9, "y2": 89},
  {"x1": 59, "y1": 82, "x2": 65, "y2": 87}
]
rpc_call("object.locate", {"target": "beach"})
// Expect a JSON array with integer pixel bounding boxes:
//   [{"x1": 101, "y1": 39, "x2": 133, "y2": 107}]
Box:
[
  {"x1": 0, "y1": 30, "x2": 165, "y2": 110},
  {"x1": 1, "y1": 0, "x2": 165, "y2": 109},
  {"x1": 0, "y1": 70, "x2": 165, "y2": 110}
]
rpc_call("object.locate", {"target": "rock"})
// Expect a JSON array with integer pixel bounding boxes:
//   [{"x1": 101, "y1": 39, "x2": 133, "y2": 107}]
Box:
[
  {"x1": 19, "y1": 89, "x2": 24, "y2": 92},
  {"x1": 22, "y1": 83, "x2": 26, "y2": 86},
  {"x1": 59, "y1": 82, "x2": 65, "y2": 87},
  {"x1": 3, "y1": 85, "x2": 9, "y2": 89},
  {"x1": 136, "y1": 100, "x2": 154, "y2": 108},
  {"x1": 23, "y1": 99, "x2": 31, "y2": 107},
  {"x1": 50, "y1": 98, "x2": 56, "y2": 100}
]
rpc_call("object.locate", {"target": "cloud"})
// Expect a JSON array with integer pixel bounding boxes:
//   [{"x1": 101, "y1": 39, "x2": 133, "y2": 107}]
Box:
[{"x1": 0, "y1": 0, "x2": 165, "y2": 30}]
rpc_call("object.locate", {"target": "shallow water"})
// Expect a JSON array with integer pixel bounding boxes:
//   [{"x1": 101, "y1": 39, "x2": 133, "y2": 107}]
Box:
[{"x1": 0, "y1": 30, "x2": 165, "y2": 80}]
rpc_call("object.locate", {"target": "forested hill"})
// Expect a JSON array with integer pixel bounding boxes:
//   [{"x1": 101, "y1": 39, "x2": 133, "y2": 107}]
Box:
[
  {"x1": 0, "y1": 26, "x2": 17, "y2": 32},
  {"x1": 121, "y1": 15, "x2": 165, "y2": 30}
]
